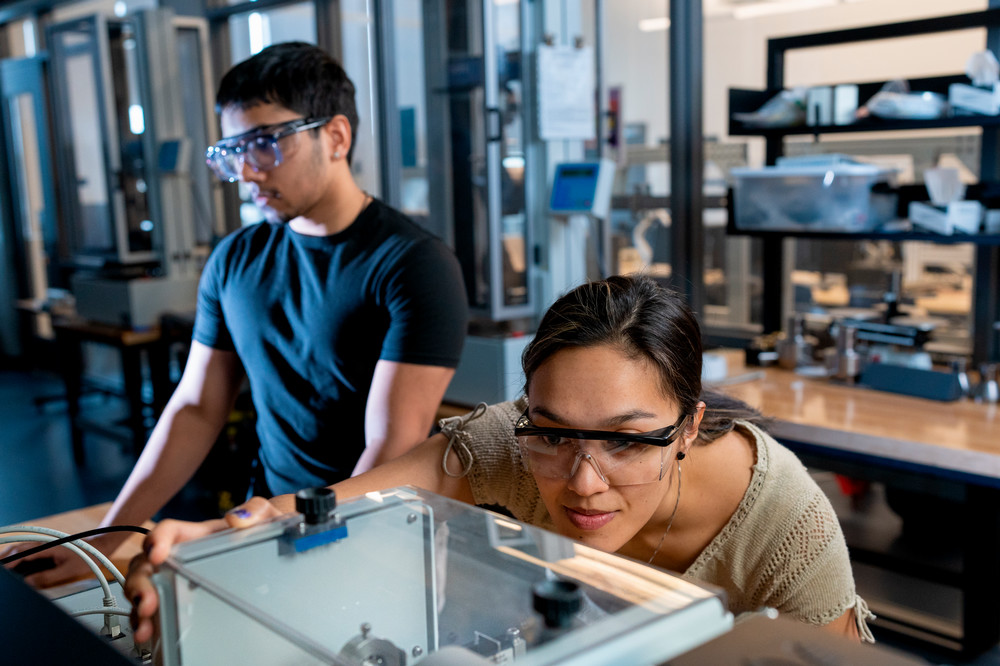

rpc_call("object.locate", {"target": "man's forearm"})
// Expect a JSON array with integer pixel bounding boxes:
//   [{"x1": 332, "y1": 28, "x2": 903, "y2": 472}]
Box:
[{"x1": 100, "y1": 402, "x2": 229, "y2": 539}]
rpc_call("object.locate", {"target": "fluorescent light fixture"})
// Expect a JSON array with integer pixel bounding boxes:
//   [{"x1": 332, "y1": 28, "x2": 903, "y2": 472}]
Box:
[
  {"x1": 248, "y1": 12, "x2": 271, "y2": 55},
  {"x1": 638, "y1": 17, "x2": 671, "y2": 32},
  {"x1": 733, "y1": 0, "x2": 837, "y2": 20},
  {"x1": 128, "y1": 104, "x2": 145, "y2": 135},
  {"x1": 21, "y1": 19, "x2": 36, "y2": 57},
  {"x1": 502, "y1": 155, "x2": 525, "y2": 170}
]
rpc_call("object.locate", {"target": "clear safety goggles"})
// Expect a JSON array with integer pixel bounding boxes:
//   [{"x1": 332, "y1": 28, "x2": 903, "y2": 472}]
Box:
[
  {"x1": 513, "y1": 412, "x2": 688, "y2": 486},
  {"x1": 205, "y1": 116, "x2": 331, "y2": 182}
]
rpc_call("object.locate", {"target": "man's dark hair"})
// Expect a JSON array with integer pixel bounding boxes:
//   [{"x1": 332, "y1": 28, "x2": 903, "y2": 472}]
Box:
[{"x1": 216, "y1": 42, "x2": 360, "y2": 163}]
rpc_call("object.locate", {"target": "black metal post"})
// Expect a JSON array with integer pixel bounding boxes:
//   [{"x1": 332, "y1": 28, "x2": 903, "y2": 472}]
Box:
[
  {"x1": 760, "y1": 25, "x2": 787, "y2": 334},
  {"x1": 975, "y1": 0, "x2": 1000, "y2": 363},
  {"x1": 315, "y1": 0, "x2": 343, "y2": 64},
  {"x1": 663, "y1": 0, "x2": 704, "y2": 316}
]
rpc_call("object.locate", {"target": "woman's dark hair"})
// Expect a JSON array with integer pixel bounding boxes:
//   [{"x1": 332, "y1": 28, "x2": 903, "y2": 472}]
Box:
[
  {"x1": 522, "y1": 274, "x2": 767, "y2": 443},
  {"x1": 215, "y1": 42, "x2": 360, "y2": 164}
]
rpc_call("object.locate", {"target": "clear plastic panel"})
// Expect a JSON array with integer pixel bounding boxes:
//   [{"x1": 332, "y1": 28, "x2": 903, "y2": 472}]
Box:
[
  {"x1": 8, "y1": 92, "x2": 53, "y2": 338},
  {"x1": 54, "y1": 28, "x2": 113, "y2": 254},
  {"x1": 493, "y1": 0, "x2": 528, "y2": 309},
  {"x1": 108, "y1": 23, "x2": 153, "y2": 255}
]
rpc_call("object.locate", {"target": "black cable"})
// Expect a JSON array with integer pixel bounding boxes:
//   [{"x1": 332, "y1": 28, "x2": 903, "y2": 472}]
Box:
[{"x1": 0, "y1": 525, "x2": 151, "y2": 566}]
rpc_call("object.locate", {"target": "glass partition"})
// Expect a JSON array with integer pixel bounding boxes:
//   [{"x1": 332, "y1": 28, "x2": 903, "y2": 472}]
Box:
[
  {"x1": 577, "y1": 2, "x2": 763, "y2": 330},
  {"x1": 390, "y1": 0, "x2": 430, "y2": 220},
  {"x1": 175, "y1": 24, "x2": 218, "y2": 246},
  {"x1": 0, "y1": 54, "x2": 60, "y2": 353},
  {"x1": 785, "y1": 136, "x2": 979, "y2": 358},
  {"x1": 8, "y1": 93, "x2": 51, "y2": 337},
  {"x1": 47, "y1": 15, "x2": 160, "y2": 265},
  {"x1": 227, "y1": 3, "x2": 317, "y2": 61},
  {"x1": 49, "y1": 19, "x2": 115, "y2": 259},
  {"x1": 107, "y1": 22, "x2": 154, "y2": 256},
  {"x1": 422, "y1": 0, "x2": 533, "y2": 321},
  {"x1": 341, "y1": 0, "x2": 383, "y2": 198},
  {"x1": 493, "y1": 0, "x2": 529, "y2": 310}
]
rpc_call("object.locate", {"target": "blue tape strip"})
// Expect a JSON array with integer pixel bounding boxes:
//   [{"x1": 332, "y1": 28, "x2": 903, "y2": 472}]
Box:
[{"x1": 292, "y1": 524, "x2": 349, "y2": 553}]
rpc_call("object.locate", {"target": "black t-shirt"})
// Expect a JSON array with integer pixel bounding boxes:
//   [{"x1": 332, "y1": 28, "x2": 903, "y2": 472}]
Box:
[{"x1": 193, "y1": 199, "x2": 467, "y2": 494}]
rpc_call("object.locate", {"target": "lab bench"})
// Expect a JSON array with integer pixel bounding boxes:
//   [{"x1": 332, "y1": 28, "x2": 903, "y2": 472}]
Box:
[{"x1": 721, "y1": 367, "x2": 1000, "y2": 656}]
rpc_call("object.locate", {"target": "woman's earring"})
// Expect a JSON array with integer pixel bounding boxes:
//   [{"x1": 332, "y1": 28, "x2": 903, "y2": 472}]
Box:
[
  {"x1": 333, "y1": 150, "x2": 342, "y2": 159},
  {"x1": 676, "y1": 451, "x2": 686, "y2": 461}
]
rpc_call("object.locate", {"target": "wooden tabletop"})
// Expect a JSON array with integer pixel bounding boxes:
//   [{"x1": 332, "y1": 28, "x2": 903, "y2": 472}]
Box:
[
  {"x1": 719, "y1": 368, "x2": 1000, "y2": 484},
  {"x1": 52, "y1": 317, "x2": 161, "y2": 346},
  {"x1": 2, "y1": 502, "x2": 151, "y2": 588}
]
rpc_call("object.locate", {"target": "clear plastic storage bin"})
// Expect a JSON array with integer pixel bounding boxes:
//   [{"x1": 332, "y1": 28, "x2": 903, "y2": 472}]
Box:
[{"x1": 730, "y1": 164, "x2": 896, "y2": 232}]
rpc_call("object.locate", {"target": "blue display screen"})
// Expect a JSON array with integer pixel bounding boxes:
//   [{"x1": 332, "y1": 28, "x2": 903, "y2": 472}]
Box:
[{"x1": 550, "y1": 163, "x2": 600, "y2": 212}]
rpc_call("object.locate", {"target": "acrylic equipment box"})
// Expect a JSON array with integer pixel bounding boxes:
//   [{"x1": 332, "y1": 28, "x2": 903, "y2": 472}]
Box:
[
  {"x1": 730, "y1": 163, "x2": 896, "y2": 233},
  {"x1": 152, "y1": 487, "x2": 732, "y2": 665}
]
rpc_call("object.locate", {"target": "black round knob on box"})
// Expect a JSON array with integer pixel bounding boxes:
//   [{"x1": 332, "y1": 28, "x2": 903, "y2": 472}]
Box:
[
  {"x1": 532, "y1": 579, "x2": 582, "y2": 629},
  {"x1": 295, "y1": 487, "x2": 337, "y2": 525}
]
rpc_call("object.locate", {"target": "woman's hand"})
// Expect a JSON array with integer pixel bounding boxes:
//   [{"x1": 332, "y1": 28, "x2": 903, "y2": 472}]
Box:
[{"x1": 125, "y1": 497, "x2": 283, "y2": 643}]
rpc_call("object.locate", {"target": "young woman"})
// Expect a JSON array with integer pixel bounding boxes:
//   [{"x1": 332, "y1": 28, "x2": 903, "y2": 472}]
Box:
[{"x1": 127, "y1": 275, "x2": 873, "y2": 643}]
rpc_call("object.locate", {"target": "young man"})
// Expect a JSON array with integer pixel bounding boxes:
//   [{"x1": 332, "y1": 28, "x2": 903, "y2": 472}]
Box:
[{"x1": 12, "y1": 42, "x2": 467, "y2": 587}]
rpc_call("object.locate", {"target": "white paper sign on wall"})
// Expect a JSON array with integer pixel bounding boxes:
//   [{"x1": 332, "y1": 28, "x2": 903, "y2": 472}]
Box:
[{"x1": 537, "y1": 44, "x2": 595, "y2": 141}]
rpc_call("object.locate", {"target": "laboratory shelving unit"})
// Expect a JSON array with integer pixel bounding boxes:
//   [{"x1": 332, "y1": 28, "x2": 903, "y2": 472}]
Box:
[{"x1": 726, "y1": 9, "x2": 1000, "y2": 366}]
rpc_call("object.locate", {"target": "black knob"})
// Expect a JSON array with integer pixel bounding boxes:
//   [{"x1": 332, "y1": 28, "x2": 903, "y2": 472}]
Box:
[
  {"x1": 532, "y1": 579, "x2": 582, "y2": 629},
  {"x1": 295, "y1": 487, "x2": 337, "y2": 525}
]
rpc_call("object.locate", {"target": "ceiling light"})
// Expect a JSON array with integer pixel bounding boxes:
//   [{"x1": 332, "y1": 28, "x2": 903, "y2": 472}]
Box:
[
  {"x1": 638, "y1": 17, "x2": 671, "y2": 32},
  {"x1": 733, "y1": 0, "x2": 837, "y2": 20}
]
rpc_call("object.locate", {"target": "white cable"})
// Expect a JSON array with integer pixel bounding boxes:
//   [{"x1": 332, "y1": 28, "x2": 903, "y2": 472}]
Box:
[
  {"x1": 71, "y1": 608, "x2": 131, "y2": 618},
  {"x1": 0, "y1": 534, "x2": 115, "y2": 603},
  {"x1": 0, "y1": 525, "x2": 127, "y2": 589}
]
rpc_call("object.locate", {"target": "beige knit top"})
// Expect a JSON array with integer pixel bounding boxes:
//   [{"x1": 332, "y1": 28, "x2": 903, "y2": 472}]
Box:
[{"x1": 439, "y1": 398, "x2": 874, "y2": 642}]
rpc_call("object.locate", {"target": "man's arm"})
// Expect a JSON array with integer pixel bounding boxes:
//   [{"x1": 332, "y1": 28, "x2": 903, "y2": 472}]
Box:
[
  {"x1": 8, "y1": 341, "x2": 245, "y2": 588},
  {"x1": 352, "y1": 359, "x2": 455, "y2": 475},
  {"x1": 102, "y1": 340, "x2": 245, "y2": 529}
]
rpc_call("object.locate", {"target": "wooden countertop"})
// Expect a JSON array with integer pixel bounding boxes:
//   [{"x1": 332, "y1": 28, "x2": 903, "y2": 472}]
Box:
[
  {"x1": 52, "y1": 317, "x2": 161, "y2": 346},
  {"x1": 719, "y1": 368, "x2": 1000, "y2": 484}
]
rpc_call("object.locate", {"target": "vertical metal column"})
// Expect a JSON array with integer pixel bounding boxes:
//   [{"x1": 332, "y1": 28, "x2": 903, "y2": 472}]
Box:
[
  {"x1": 760, "y1": 32, "x2": 787, "y2": 334},
  {"x1": 665, "y1": 0, "x2": 704, "y2": 316},
  {"x1": 975, "y1": 0, "x2": 1000, "y2": 363},
  {"x1": 421, "y1": 0, "x2": 453, "y2": 245},
  {"x1": 372, "y1": 0, "x2": 402, "y2": 209},
  {"x1": 316, "y1": 0, "x2": 344, "y2": 62},
  {"x1": 0, "y1": 63, "x2": 21, "y2": 357},
  {"x1": 206, "y1": 17, "x2": 243, "y2": 234},
  {"x1": 593, "y1": 0, "x2": 605, "y2": 154}
]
